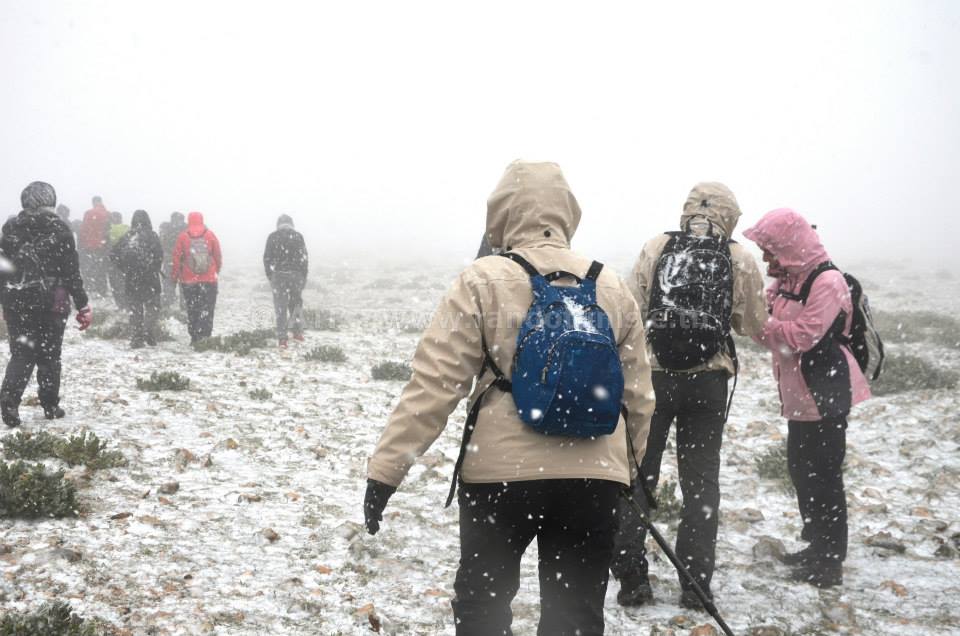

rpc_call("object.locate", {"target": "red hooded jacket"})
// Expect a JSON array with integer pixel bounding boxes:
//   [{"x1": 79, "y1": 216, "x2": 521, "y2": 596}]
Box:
[
  {"x1": 79, "y1": 204, "x2": 110, "y2": 251},
  {"x1": 171, "y1": 212, "x2": 222, "y2": 284}
]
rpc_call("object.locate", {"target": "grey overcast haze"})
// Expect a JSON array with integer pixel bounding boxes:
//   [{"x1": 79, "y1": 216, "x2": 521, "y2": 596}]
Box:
[{"x1": 1, "y1": 0, "x2": 958, "y2": 268}]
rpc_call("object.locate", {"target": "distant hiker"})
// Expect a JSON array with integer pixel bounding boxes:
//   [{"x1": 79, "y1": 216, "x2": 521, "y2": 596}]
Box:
[
  {"x1": 171, "y1": 211, "x2": 221, "y2": 345},
  {"x1": 159, "y1": 211, "x2": 186, "y2": 308},
  {"x1": 0, "y1": 182, "x2": 92, "y2": 427},
  {"x1": 744, "y1": 208, "x2": 871, "y2": 588},
  {"x1": 56, "y1": 204, "x2": 77, "y2": 243},
  {"x1": 110, "y1": 210, "x2": 163, "y2": 348},
  {"x1": 108, "y1": 211, "x2": 130, "y2": 310},
  {"x1": 365, "y1": 161, "x2": 655, "y2": 636},
  {"x1": 263, "y1": 214, "x2": 308, "y2": 347},
  {"x1": 78, "y1": 196, "x2": 111, "y2": 295},
  {"x1": 617, "y1": 182, "x2": 767, "y2": 609}
]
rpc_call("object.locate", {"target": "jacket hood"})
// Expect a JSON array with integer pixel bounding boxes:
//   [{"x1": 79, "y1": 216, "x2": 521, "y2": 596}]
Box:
[
  {"x1": 21, "y1": 181, "x2": 57, "y2": 212},
  {"x1": 485, "y1": 161, "x2": 581, "y2": 250},
  {"x1": 277, "y1": 214, "x2": 294, "y2": 230},
  {"x1": 743, "y1": 208, "x2": 831, "y2": 274},
  {"x1": 131, "y1": 209, "x2": 152, "y2": 232},
  {"x1": 187, "y1": 211, "x2": 206, "y2": 236},
  {"x1": 171, "y1": 212, "x2": 185, "y2": 225},
  {"x1": 679, "y1": 182, "x2": 741, "y2": 238}
]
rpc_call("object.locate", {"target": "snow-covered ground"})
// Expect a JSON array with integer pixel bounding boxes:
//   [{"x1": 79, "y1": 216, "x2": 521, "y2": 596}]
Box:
[{"x1": 1, "y1": 258, "x2": 958, "y2": 635}]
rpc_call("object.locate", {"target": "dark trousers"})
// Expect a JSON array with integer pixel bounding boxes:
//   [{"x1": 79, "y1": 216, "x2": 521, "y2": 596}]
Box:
[
  {"x1": 1, "y1": 307, "x2": 68, "y2": 408},
  {"x1": 270, "y1": 272, "x2": 304, "y2": 340},
  {"x1": 181, "y1": 283, "x2": 217, "y2": 342},
  {"x1": 787, "y1": 418, "x2": 848, "y2": 561},
  {"x1": 611, "y1": 370, "x2": 727, "y2": 592},
  {"x1": 452, "y1": 479, "x2": 620, "y2": 636},
  {"x1": 128, "y1": 293, "x2": 161, "y2": 344}
]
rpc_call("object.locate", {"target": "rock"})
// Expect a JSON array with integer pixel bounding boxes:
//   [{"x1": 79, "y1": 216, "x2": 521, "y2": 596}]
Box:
[
  {"x1": 879, "y1": 580, "x2": 908, "y2": 597},
  {"x1": 820, "y1": 599, "x2": 856, "y2": 628},
  {"x1": 201, "y1": 454, "x2": 214, "y2": 468},
  {"x1": 915, "y1": 518, "x2": 949, "y2": 534},
  {"x1": 159, "y1": 481, "x2": 180, "y2": 495},
  {"x1": 731, "y1": 508, "x2": 764, "y2": 523},
  {"x1": 261, "y1": 528, "x2": 280, "y2": 543},
  {"x1": 752, "y1": 536, "x2": 786, "y2": 562},
  {"x1": 109, "y1": 511, "x2": 131, "y2": 520},
  {"x1": 315, "y1": 564, "x2": 332, "y2": 574},
  {"x1": 50, "y1": 547, "x2": 82, "y2": 563},
  {"x1": 690, "y1": 625, "x2": 718, "y2": 636},
  {"x1": 224, "y1": 438, "x2": 239, "y2": 450},
  {"x1": 911, "y1": 506, "x2": 933, "y2": 517},
  {"x1": 669, "y1": 615, "x2": 694, "y2": 628},
  {"x1": 649, "y1": 627, "x2": 677, "y2": 636},
  {"x1": 865, "y1": 531, "x2": 906, "y2": 553},
  {"x1": 173, "y1": 448, "x2": 196, "y2": 472},
  {"x1": 748, "y1": 627, "x2": 787, "y2": 636},
  {"x1": 0, "y1": 544, "x2": 11, "y2": 555},
  {"x1": 861, "y1": 487, "x2": 883, "y2": 499},
  {"x1": 310, "y1": 445, "x2": 328, "y2": 459},
  {"x1": 953, "y1": 532, "x2": 960, "y2": 551},
  {"x1": 934, "y1": 542, "x2": 957, "y2": 559},
  {"x1": 336, "y1": 521, "x2": 364, "y2": 541},
  {"x1": 239, "y1": 493, "x2": 262, "y2": 503}
]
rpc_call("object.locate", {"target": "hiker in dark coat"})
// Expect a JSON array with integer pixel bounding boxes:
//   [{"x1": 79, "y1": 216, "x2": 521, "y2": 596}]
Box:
[
  {"x1": 158, "y1": 212, "x2": 186, "y2": 308},
  {"x1": 110, "y1": 210, "x2": 163, "y2": 348},
  {"x1": 0, "y1": 182, "x2": 92, "y2": 427},
  {"x1": 263, "y1": 214, "x2": 308, "y2": 347}
]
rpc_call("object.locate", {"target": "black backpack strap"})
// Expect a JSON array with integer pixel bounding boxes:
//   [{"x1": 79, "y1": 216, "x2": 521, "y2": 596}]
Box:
[
  {"x1": 585, "y1": 261, "x2": 604, "y2": 281},
  {"x1": 779, "y1": 261, "x2": 837, "y2": 304},
  {"x1": 500, "y1": 252, "x2": 541, "y2": 278},
  {"x1": 723, "y1": 335, "x2": 738, "y2": 423},
  {"x1": 445, "y1": 331, "x2": 512, "y2": 508}
]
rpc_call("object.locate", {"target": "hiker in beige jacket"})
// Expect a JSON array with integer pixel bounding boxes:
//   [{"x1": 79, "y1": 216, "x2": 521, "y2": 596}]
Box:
[
  {"x1": 613, "y1": 182, "x2": 767, "y2": 610},
  {"x1": 364, "y1": 161, "x2": 655, "y2": 636}
]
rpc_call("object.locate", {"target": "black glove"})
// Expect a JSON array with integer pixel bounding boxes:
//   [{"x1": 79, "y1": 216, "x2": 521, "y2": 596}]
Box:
[{"x1": 364, "y1": 479, "x2": 397, "y2": 535}]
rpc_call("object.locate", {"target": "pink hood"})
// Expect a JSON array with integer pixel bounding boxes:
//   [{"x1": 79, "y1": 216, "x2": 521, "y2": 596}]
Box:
[{"x1": 742, "y1": 208, "x2": 830, "y2": 275}]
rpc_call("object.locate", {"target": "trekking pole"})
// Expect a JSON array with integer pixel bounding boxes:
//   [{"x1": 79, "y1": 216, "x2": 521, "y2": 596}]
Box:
[{"x1": 620, "y1": 488, "x2": 736, "y2": 636}]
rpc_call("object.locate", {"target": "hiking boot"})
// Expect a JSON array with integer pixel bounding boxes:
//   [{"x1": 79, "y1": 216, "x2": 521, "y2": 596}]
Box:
[
  {"x1": 617, "y1": 573, "x2": 654, "y2": 606},
  {"x1": 1, "y1": 402, "x2": 21, "y2": 428},
  {"x1": 679, "y1": 588, "x2": 713, "y2": 612},
  {"x1": 293, "y1": 333, "x2": 305, "y2": 343},
  {"x1": 43, "y1": 405, "x2": 66, "y2": 420},
  {"x1": 780, "y1": 545, "x2": 817, "y2": 566},
  {"x1": 145, "y1": 334, "x2": 158, "y2": 347},
  {"x1": 791, "y1": 560, "x2": 842, "y2": 588}
]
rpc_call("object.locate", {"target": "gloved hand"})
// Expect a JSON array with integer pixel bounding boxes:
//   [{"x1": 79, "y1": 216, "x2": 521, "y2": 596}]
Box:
[
  {"x1": 76, "y1": 306, "x2": 93, "y2": 331},
  {"x1": 364, "y1": 479, "x2": 397, "y2": 535}
]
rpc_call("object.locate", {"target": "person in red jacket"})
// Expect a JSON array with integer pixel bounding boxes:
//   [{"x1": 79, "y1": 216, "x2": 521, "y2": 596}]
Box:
[
  {"x1": 79, "y1": 196, "x2": 111, "y2": 295},
  {"x1": 171, "y1": 212, "x2": 222, "y2": 345}
]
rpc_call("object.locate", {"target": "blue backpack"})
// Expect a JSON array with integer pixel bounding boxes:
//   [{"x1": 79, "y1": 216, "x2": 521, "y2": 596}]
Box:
[{"x1": 446, "y1": 252, "x2": 624, "y2": 506}]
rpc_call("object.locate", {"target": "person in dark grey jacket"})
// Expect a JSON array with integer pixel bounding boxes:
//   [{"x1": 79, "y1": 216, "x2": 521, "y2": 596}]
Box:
[
  {"x1": 0, "y1": 182, "x2": 92, "y2": 426},
  {"x1": 111, "y1": 210, "x2": 164, "y2": 348},
  {"x1": 263, "y1": 214, "x2": 308, "y2": 347}
]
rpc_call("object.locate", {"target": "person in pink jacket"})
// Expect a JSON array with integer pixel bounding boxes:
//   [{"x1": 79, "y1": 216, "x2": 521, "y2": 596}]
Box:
[{"x1": 744, "y1": 208, "x2": 870, "y2": 588}]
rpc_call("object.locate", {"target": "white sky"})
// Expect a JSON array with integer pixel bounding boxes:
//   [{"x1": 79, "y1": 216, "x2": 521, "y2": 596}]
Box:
[{"x1": 1, "y1": 0, "x2": 958, "y2": 268}]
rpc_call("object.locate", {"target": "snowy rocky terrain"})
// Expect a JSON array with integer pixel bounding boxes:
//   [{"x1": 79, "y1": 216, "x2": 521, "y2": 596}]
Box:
[{"x1": 1, "y1": 257, "x2": 958, "y2": 635}]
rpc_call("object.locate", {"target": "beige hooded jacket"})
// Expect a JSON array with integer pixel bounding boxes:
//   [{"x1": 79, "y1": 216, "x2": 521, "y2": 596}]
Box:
[
  {"x1": 626, "y1": 182, "x2": 768, "y2": 375},
  {"x1": 368, "y1": 161, "x2": 655, "y2": 489}
]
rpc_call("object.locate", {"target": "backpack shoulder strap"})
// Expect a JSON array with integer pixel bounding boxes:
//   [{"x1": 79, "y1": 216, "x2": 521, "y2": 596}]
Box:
[
  {"x1": 585, "y1": 261, "x2": 604, "y2": 282},
  {"x1": 778, "y1": 261, "x2": 837, "y2": 304},
  {"x1": 500, "y1": 252, "x2": 541, "y2": 278}
]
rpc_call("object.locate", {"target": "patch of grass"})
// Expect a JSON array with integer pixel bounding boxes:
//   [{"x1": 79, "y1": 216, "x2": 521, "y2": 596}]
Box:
[
  {"x1": 873, "y1": 310, "x2": 960, "y2": 349},
  {"x1": 137, "y1": 371, "x2": 191, "y2": 391},
  {"x1": 0, "y1": 461, "x2": 78, "y2": 519},
  {"x1": 871, "y1": 353, "x2": 959, "y2": 396},
  {"x1": 193, "y1": 329, "x2": 274, "y2": 355},
  {"x1": 0, "y1": 601, "x2": 102, "y2": 635},
  {"x1": 302, "y1": 308, "x2": 340, "y2": 332},
  {"x1": 304, "y1": 345, "x2": 348, "y2": 363},
  {"x1": 755, "y1": 441, "x2": 795, "y2": 493},
  {"x1": 85, "y1": 317, "x2": 174, "y2": 342},
  {"x1": 651, "y1": 479, "x2": 682, "y2": 523},
  {"x1": 249, "y1": 388, "x2": 273, "y2": 401},
  {"x1": 371, "y1": 361, "x2": 412, "y2": 381},
  {"x1": 2, "y1": 431, "x2": 125, "y2": 470}
]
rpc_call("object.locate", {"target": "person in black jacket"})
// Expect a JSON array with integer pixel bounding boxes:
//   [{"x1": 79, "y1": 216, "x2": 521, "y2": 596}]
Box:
[
  {"x1": 0, "y1": 182, "x2": 92, "y2": 427},
  {"x1": 158, "y1": 212, "x2": 186, "y2": 308},
  {"x1": 110, "y1": 210, "x2": 163, "y2": 348},
  {"x1": 263, "y1": 214, "x2": 308, "y2": 347}
]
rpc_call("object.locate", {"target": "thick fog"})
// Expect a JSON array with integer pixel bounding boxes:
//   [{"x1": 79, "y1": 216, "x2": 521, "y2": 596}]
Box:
[{"x1": 2, "y1": 0, "x2": 958, "y2": 269}]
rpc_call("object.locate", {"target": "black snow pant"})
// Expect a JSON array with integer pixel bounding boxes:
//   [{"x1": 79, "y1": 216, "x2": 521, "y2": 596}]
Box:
[
  {"x1": 787, "y1": 418, "x2": 848, "y2": 562},
  {"x1": 128, "y1": 292, "x2": 161, "y2": 345},
  {"x1": 1, "y1": 305, "x2": 68, "y2": 408},
  {"x1": 611, "y1": 370, "x2": 727, "y2": 593},
  {"x1": 270, "y1": 271, "x2": 304, "y2": 340},
  {"x1": 181, "y1": 282, "x2": 217, "y2": 343},
  {"x1": 452, "y1": 479, "x2": 620, "y2": 636}
]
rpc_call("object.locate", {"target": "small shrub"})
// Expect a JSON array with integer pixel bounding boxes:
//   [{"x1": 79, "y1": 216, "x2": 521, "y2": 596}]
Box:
[
  {"x1": 651, "y1": 479, "x2": 682, "y2": 523},
  {"x1": 137, "y1": 371, "x2": 191, "y2": 391},
  {"x1": 755, "y1": 441, "x2": 795, "y2": 493},
  {"x1": 2, "y1": 431, "x2": 125, "y2": 470},
  {"x1": 193, "y1": 329, "x2": 273, "y2": 355},
  {"x1": 0, "y1": 601, "x2": 102, "y2": 635},
  {"x1": 0, "y1": 461, "x2": 78, "y2": 519},
  {"x1": 85, "y1": 318, "x2": 174, "y2": 342},
  {"x1": 302, "y1": 308, "x2": 340, "y2": 332},
  {"x1": 871, "y1": 353, "x2": 959, "y2": 396},
  {"x1": 249, "y1": 388, "x2": 273, "y2": 401},
  {"x1": 304, "y1": 345, "x2": 347, "y2": 363},
  {"x1": 371, "y1": 361, "x2": 412, "y2": 381}
]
